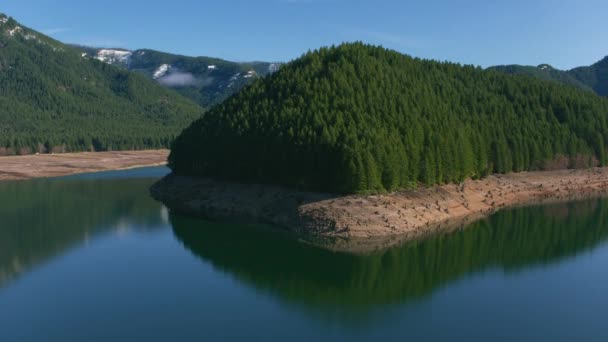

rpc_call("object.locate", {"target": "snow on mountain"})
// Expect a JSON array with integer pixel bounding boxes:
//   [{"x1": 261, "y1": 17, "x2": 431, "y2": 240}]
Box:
[
  {"x1": 71, "y1": 44, "x2": 282, "y2": 107},
  {"x1": 7, "y1": 26, "x2": 23, "y2": 36},
  {"x1": 1, "y1": 21, "x2": 61, "y2": 51},
  {"x1": 95, "y1": 49, "x2": 132, "y2": 65},
  {"x1": 268, "y1": 63, "x2": 280, "y2": 73},
  {"x1": 227, "y1": 73, "x2": 242, "y2": 88},
  {"x1": 153, "y1": 64, "x2": 171, "y2": 79}
]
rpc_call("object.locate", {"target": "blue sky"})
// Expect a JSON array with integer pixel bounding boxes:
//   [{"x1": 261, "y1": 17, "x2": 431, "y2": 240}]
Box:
[{"x1": 3, "y1": 0, "x2": 607, "y2": 68}]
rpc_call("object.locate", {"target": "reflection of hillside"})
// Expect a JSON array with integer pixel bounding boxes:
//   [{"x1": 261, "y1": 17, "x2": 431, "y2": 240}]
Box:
[
  {"x1": 0, "y1": 176, "x2": 166, "y2": 287},
  {"x1": 171, "y1": 199, "x2": 608, "y2": 310}
]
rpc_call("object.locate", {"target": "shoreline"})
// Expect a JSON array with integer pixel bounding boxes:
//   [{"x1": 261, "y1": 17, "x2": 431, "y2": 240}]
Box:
[
  {"x1": 151, "y1": 168, "x2": 608, "y2": 253},
  {"x1": 0, "y1": 150, "x2": 169, "y2": 181}
]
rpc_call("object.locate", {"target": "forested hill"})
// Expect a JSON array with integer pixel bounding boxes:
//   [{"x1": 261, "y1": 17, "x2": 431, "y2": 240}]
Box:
[
  {"x1": 487, "y1": 64, "x2": 593, "y2": 92},
  {"x1": 569, "y1": 57, "x2": 608, "y2": 96},
  {"x1": 490, "y1": 57, "x2": 608, "y2": 96},
  {"x1": 169, "y1": 43, "x2": 608, "y2": 194},
  {"x1": 74, "y1": 46, "x2": 281, "y2": 108},
  {"x1": 0, "y1": 14, "x2": 203, "y2": 155}
]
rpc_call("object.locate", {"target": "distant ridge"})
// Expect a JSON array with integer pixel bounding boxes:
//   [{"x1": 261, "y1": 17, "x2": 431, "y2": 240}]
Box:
[
  {"x1": 73, "y1": 45, "x2": 282, "y2": 108},
  {"x1": 489, "y1": 56, "x2": 608, "y2": 96},
  {"x1": 0, "y1": 13, "x2": 203, "y2": 155}
]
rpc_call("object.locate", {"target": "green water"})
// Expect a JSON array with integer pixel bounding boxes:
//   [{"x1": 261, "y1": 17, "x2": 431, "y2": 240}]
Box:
[{"x1": 1, "y1": 167, "x2": 607, "y2": 341}]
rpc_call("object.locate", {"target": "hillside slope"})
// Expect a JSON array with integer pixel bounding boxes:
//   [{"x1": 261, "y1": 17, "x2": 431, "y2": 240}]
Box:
[
  {"x1": 490, "y1": 57, "x2": 608, "y2": 96},
  {"x1": 169, "y1": 43, "x2": 608, "y2": 193},
  {"x1": 569, "y1": 57, "x2": 608, "y2": 96},
  {"x1": 487, "y1": 64, "x2": 593, "y2": 92},
  {"x1": 0, "y1": 14, "x2": 203, "y2": 155},
  {"x1": 76, "y1": 46, "x2": 281, "y2": 107}
]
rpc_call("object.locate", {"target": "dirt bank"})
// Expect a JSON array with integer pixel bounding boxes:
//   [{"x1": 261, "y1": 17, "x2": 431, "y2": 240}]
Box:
[
  {"x1": 151, "y1": 168, "x2": 608, "y2": 253},
  {"x1": 0, "y1": 150, "x2": 169, "y2": 181}
]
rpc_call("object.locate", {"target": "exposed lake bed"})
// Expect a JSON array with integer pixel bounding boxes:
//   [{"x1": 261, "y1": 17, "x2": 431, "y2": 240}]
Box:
[
  {"x1": 0, "y1": 150, "x2": 169, "y2": 181},
  {"x1": 152, "y1": 167, "x2": 608, "y2": 253},
  {"x1": 2, "y1": 167, "x2": 608, "y2": 340}
]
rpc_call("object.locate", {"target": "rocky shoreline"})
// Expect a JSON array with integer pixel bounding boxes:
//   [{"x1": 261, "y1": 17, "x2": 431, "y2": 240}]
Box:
[{"x1": 151, "y1": 168, "x2": 608, "y2": 253}]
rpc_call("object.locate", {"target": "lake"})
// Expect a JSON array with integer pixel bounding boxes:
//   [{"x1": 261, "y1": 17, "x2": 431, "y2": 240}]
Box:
[{"x1": 1, "y1": 166, "x2": 607, "y2": 341}]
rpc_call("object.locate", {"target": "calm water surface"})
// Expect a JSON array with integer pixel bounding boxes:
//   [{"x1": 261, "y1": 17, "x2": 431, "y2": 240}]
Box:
[{"x1": 1, "y1": 167, "x2": 608, "y2": 341}]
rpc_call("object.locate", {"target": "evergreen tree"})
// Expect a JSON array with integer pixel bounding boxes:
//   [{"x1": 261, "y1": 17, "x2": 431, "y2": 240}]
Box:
[{"x1": 169, "y1": 43, "x2": 608, "y2": 193}]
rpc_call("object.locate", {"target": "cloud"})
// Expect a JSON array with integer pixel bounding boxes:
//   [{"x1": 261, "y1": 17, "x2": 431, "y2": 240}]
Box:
[
  {"x1": 157, "y1": 72, "x2": 199, "y2": 87},
  {"x1": 41, "y1": 27, "x2": 70, "y2": 35}
]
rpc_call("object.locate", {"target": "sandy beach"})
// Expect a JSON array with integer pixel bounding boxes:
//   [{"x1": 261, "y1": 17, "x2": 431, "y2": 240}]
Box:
[
  {"x1": 152, "y1": 168, "x2": 608, "y2": 252},
  {"x1": 0, "y1": 150, "x2": 169, "y2": 181}
]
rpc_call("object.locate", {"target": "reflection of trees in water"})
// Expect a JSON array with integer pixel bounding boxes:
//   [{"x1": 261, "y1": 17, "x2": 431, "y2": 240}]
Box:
[
  {"x1": 171, "y1": 199, "x2": 608, "y2": 310},
  {"x1": 0, "y1": 177, "x2": 166, "y2": 287}
]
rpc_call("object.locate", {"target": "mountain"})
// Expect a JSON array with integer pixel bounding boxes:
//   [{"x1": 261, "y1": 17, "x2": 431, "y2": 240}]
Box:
[
  {"x1": 0, "y1": 14, "x2": 203, "y2": 155},
  {"x1": 169, "y1": 43, "x2": 608, "y2": 194},
  {"x1": 487, "y1": 64, "x2": 593, "y2": 92},
  {"x1": 489, "y1": 57, "x2": 608, "y2": 96},
  {"x1": 75, "y1": 46, "x2": 281, "y2": 108},
  {"x1": 569, "y1": 57, "x2": 608, "y2": 96}
]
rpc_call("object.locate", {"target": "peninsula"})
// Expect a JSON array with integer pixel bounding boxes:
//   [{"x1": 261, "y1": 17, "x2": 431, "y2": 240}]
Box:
[
  {"x1": 152, "y1": 43, "x2": 608, "y2": 250},
  {"x1": 152, "y1": 167, "x2": 608, "y2": 252}
]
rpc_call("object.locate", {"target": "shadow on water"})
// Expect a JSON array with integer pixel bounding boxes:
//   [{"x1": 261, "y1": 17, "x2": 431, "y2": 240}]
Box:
[
  {"x1": 170, "y1": 198, "x2": 608, "y2": 312},
  {"x1": 0, "y1": 169, "x2": 168, "y2": 287}
]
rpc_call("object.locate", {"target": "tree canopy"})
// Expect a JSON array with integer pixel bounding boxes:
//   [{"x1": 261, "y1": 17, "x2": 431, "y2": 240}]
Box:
[
  {"x1": 170, "y1": 43, "x2": 608, "y2": 194},
  {"x1": 0, "y1": 14, "x2": 203, "y2": 155}
]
